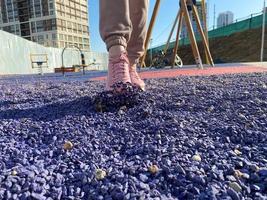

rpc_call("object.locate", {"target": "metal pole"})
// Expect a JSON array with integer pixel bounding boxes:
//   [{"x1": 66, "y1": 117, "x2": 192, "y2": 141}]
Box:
[
  {"x1": 261, "y1": 0, "x2": 266, "y2": 62},
  {"x1": 150, "y1": 38, "x2": 153, "y2": 65},
  {"x1": 180, "y1": 0, "x2": 203, "y2": 68},
  {"x1": 141, "y1": 0, "x2": 161, "y2": 67},
  {"x1": 192, "y1": 5, "x2": 214, "y2": 66},
  {"x1": 201, "y1": 0, "x2": 211, "y2": 65},
  {"x1": 172, "y1": 11, "x2": 183, "y2": 67},
  {"x1": 164, "y1": 11, "x2": 180, "y2": 54},
  {"x1": 213, "y1": 4, "x2": 216, "y2": 29}
]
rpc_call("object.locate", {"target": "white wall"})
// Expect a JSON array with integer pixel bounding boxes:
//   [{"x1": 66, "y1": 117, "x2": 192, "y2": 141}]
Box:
[{"x1": 0, "y1": 30, "x2": 108, "y2": 75}]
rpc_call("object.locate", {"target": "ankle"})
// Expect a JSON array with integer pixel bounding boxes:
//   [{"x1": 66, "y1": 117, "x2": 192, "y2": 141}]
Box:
[{"x1": 109, "y1": 45, "x2": 126, "y2": 58}]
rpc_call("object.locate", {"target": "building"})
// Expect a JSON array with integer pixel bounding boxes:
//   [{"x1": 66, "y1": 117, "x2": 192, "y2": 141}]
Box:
[
  {"x1": 0, "y1": 0, "x2": 90, "y2": 51},
  {"x1": 180, "y1": 0, "x2": 207, "y2": 39},
  {"x1": 217, "y1": 11, "x2": 234, "y2": 28}
]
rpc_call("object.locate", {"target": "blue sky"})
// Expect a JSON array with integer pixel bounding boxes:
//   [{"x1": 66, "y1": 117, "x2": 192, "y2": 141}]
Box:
[{"x1": 89, "y1": 0, "x2": 265, "y2": 52}]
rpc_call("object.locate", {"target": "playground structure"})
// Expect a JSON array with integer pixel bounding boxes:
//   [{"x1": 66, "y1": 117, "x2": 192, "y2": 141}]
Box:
[
  {"x1": 150, "y1": 51, "x2": 183, "y2": 69},
  {"x1": 141, "y1": 0, "x2": 215, "y2": 69},
  {"x1": 30, "y1": 54, "x2": 49, "y2": 75},
  {"x1": 60, "y1": 45, "x2": 86, "y2": 76},
  {"x1": 54, "y1": 45, "x2": 101, "y2": 76}
]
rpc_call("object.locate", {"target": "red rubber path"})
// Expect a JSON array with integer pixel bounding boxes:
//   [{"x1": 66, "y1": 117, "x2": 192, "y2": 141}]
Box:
[{"x1": 91, "y1": 65, "x2": 267, "y2": 81}]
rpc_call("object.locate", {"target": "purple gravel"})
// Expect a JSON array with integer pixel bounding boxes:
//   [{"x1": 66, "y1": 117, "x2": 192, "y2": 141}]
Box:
[{"x1": 0, "y1": 73, "x2": 267, "y2": 199}]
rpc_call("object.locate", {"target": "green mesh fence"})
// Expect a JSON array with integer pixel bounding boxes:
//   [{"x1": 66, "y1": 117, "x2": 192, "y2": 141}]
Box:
[{"x1": 150, "y1": 13, "x2": 267, "y2": 53}]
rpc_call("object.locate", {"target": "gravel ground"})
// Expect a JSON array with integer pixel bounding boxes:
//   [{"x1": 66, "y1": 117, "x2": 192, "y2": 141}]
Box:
[{"x1": 0, "y1": 73, "x2": 266, "y2": 200}]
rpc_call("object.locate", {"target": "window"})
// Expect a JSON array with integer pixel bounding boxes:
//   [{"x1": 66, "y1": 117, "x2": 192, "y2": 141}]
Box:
[
  {"x1": 65, "y1": 7, "x2": 70, "y2": 13},
  {"x1": 81, "y1": 12, "x2": 87, "y2": 18},
  {"x1": 49, "y1": 2, "x2": 54, "y2": 9},
  {"x1": 84, "y1": 44, "x2": 89, "y2": 49},
  {"x1": 68, "y1": 35, "x2": 72, "y2": 41},
  {"x1": 83, "y1": 38, "x2": 89, "y2": 44},
  {"x1": 51, "y1": 19, "x2": 56, "y2": 30},
  {"x1": 8, "y1": 17, "x2": 14, "y2": 22},
  {"x1": 60, "y1": 41, "x2": 64, "y2": 47},
  {"x1": 32, "y1": 36, "x2": 38, "y2": 42},
  {"x1": 30, "y1": 4, "x2": 35, "y2": 18},
  {"x1": 38, "y1": 35, "x2": 44, "y2": 41},
  {"x1": 73, "y1": 22, "x2": 77, "y2": 33},
  {"x1": 67, "y1": 21, "x2": 72, "y2": 32},
  {"x1": 36, "y1": 21, "x2": 44, "y2": 32},
  {"x1": 78, "y1": 24, "x2": 82, "y2": 34},
  {"x1": 82, "y1": 25, "x2": 88, "y2": 34},
  {"x1": 61, "y1": 20, "x2": 66, "y2": 31},
  {"x1": 35, "y1": 7, "x2": 41, "y2": 17},
  {"x1": 15, "y1": 24, "x2": 20, "y2": 34},
  {"x1": 70, "y1": 1, "x2": 74, "y2": 7},
  {"x1": 10, "y1": 25, "x2": 16, "y2": 33},
  {"x1": 44, "y1": 20, "x2": 51, "y2": 31},
  {"x1": 57, "y1": 19, "x2": 62, "y2": 26},
  {"x1": 70, "y1": 8, "x2": 75, "y2": 15},
  {"x1": 52, "y1": 41, "x2": 58, "y2": 47},
  {"x1": 81, "y1": 5, "x2": 87, "y2": 12},
  {"x1": 3, "y1": 26, "x2": 11, "y2": 32},
  {"x1": 59, "y1": 34, "x2": 64, "y2": 40},
  {"x1": 31, "y1": 22, "x2": 36, "y2": 33},
  {"x1": 76, "y1": 10, "x2": 80, "y2": 18}
]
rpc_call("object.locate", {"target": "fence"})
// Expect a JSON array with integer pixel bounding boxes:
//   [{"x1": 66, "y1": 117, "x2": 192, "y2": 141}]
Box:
[
  {"x1": 0, "y1": 30, "x2": 108, "y2": 75},
  {"x1": 150, "y1": 12, "x2": 267, "y2": 53}
]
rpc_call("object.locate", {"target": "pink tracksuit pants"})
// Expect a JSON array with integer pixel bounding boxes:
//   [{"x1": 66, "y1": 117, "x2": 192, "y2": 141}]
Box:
[{"x1": 99, "y1": 0, "x2": 149, "y2": 65}]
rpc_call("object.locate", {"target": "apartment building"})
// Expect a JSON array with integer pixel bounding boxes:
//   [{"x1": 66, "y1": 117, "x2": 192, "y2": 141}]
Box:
[
  {"x1": 0, "y1": 0, "x2": 90, "y2": 51},
  {"x1": 217, "y1": 11, "x2": 234, "y2": 28}
]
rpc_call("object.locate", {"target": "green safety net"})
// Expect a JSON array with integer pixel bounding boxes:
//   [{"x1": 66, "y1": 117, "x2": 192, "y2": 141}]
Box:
[{"x1": 150, "y1": 13, "x2": 267, "y2": 53}]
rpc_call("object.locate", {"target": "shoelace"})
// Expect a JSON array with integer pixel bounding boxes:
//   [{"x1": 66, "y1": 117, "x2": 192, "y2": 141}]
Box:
[{"x1": 109, "y1": 54, "x2": 130, "y2": 83}]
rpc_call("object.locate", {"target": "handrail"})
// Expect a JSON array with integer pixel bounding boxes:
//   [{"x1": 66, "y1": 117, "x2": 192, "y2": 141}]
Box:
[{"x1": 61, "y1": 45, "x2": 85, "y2": 76}]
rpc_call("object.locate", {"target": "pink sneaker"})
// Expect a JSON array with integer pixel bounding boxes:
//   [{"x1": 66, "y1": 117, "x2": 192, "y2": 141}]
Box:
[
  {"x1": 129, "y1": 66, "x2": 145, "y2": 91},
  {"x1": 106, "y1": 52, "x2": 131, "y2": 91}
]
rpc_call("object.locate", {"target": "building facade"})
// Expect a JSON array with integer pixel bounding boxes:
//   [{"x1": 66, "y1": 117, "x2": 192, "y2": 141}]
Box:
[
  {"x1": 0, "y1": 0, "x2": 90, "y2": 51},
  {"x1": 217, "y1": 11, "x2": 234, "y2": 28}
]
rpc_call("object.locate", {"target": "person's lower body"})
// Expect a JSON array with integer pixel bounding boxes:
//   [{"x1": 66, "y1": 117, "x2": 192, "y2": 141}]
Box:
[{"x1": 99, "y1": 0, "x2": 148, "y2": 91}]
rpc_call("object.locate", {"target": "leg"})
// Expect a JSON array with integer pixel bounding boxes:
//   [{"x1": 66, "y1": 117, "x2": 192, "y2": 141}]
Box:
[
  {"x1": 99, "y1": 0, "x2": 132, "y2": 90},
  {"x1": 99, "y1": 0, "x2": 132, "y2": 51},
  {"x1": 127, "y1": 0, "x2": 149, "y2": 65},
  {"x1": 126, "y1": 0, "x2": 148, "y2": 91}
]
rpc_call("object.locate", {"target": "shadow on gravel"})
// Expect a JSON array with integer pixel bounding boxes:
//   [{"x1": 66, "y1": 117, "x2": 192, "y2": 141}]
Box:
[
  {"x1": 0, "y1": 100, "x2": 16, "y2": 108},
  {"x1": 0, "y1": 96, "x2": 95, "y2": 121}
]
